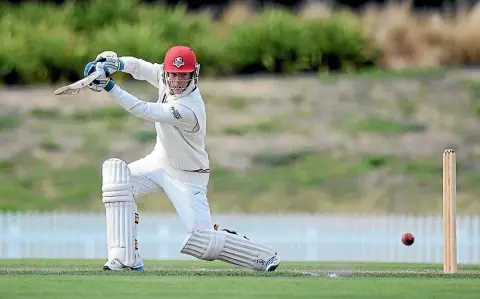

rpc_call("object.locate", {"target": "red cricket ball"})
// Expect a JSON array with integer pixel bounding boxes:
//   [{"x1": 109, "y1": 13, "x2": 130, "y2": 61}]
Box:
[{"x1": 402, "y1": 233, "x2": 415, "y2": 246}]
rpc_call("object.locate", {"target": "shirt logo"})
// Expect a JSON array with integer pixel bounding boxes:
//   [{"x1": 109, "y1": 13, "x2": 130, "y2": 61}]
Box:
[{"x1": 170, "y1": 106, "x2": 182, "y2": 119}]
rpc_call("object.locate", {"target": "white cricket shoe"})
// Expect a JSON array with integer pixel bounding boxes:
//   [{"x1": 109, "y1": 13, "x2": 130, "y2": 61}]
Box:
[
  {"x1": 265, "y1": 255, "x2": 280, "y2": 271},
  {"x1": 103, "y1": 252, "x2": 144, "y2": 271}
]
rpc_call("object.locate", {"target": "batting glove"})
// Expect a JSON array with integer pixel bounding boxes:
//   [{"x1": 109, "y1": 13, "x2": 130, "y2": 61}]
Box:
[
  {"x1": 94, "y1": 51, "x2": 124, "y2": 75},
  {"x1": 83, "y1": 61, "x2": 115, "y2": 92}
]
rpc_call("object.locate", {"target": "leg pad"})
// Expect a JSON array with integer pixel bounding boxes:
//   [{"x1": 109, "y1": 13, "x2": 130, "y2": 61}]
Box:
[
  {"x1": 102, "y1": 158, "x2": 136, "y2": 267},
  {"x1": 180, "y1": 228, "x2": 280, "y2": 271}
]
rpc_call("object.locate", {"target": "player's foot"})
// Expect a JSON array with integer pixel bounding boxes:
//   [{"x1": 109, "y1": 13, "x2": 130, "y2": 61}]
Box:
[
  {"x1": 265, "y1": 255, "x2": 280, "y2": 271},
  {"x1": 103, "y1": 252, "x2": 144, "y2": 271}
]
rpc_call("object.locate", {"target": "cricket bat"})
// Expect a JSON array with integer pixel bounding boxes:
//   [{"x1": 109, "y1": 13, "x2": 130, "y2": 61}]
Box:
[{"x1": 53, "y1": 70, "x2": 102, "y2": 96}]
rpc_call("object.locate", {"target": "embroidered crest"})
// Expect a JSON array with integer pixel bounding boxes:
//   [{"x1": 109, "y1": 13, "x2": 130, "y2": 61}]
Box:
[{"x1": 173, "y1": 56, "x2": 184, "y2": 68}]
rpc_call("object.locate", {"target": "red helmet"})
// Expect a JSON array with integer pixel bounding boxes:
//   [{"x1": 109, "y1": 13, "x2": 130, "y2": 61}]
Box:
[
  {"x1": 163, "y1": 45, "x2": 197, "y2": 73},
  {"x1": 162, "y1": 45, "x2": 200, "y2": 95}
]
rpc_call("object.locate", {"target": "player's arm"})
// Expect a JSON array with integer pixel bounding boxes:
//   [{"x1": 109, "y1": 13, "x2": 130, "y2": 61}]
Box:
[
  {"x1": 107, "y1": 84, "x2": 198, "y2": 131},
  {"x1": 119, "y1": 57, "x2": 163, "y2": 89},
  {"x1": 91, "y1": 51, "x2": 163, "y2": 89}
]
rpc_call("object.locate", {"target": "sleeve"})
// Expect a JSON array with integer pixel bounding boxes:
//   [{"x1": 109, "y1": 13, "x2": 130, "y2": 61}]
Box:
[
  {"x1": 120, "y1": 56, "x2": 163, "y2": 89},
  {"x1": 107, "y1": 85, "x2": 198, "y2": 131}
]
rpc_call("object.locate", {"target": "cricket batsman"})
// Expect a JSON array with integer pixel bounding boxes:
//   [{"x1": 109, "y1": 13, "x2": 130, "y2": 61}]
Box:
[{"x1": 83, "y1": 45, "x2": 280, "y2": 272}]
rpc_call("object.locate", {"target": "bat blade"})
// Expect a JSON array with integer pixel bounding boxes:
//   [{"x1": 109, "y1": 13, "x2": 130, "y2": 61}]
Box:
[{"x1": 53, "y1": 70, "x2": 101, "y2": 96}]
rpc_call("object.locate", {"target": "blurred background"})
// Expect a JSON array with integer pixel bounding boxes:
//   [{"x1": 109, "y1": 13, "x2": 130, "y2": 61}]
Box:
[{"x1": 1, "y1": 0, "x2": 480, "y2": 264}]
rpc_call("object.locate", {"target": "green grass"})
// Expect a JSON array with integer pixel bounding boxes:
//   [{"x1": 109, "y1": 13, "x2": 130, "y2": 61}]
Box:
[
  {"x1": 39, "y1": 136, "x2": 61, "y2": 151},
  {"x1": 321, "y1": 67, "x2": 447, "y2": 82},
  {"x1": 226, "y1": 96, "x2": 249, "y2": 110},
  {"x1": 70, "y1": 107, "x2": 128, "y2": 121},
  {"x1": 465, "y1": 80, "x2": 480, "y2": 117},
  {"x1": 0, "y1": 151, "x2": 103, "y2": 212},
  {"x1": 223, "y1": 118, "x2": 280, "y2": 135},
  {"x1": 133, "y1": 130, "x2": 157, "y2": 143},
  {"x1": 211, "y1": 153, "x2": 441, "y2": 195},
  {"x1": 341, "y1": 116, "x2": 427, "y2": 136},
  {"x1": 1, "y1": 260, "x2": 479, "y2": 299},
  {"x1": 29, "y1": 108, "x2": 60, "y2": 119},
  {"x1": 0, "y1": 114, "x2": 21, "y2": 131}
]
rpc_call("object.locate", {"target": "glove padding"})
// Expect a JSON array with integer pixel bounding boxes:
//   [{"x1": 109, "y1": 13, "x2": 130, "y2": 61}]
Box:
[
  {"x1": 94, "y1": 51, "x2": 123, "y2": 75},
  {"x1": 83, "y1": 60, "x2": 115, "y2": 92}
]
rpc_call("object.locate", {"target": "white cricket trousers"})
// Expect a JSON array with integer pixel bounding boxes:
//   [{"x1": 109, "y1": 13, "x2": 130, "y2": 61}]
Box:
[{"x1": 128, "y1": 154, "x2": 212, "y2": 232}]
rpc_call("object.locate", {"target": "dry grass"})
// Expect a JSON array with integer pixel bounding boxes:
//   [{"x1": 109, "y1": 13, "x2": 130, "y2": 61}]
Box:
[{"x1": 219, "y1": 1, "x2": 480, "y2": 69}]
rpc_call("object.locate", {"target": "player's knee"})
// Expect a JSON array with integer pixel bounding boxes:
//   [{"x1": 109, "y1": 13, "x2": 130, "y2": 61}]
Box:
[{"x1": 102, "y1": 158, "x2": 134, "y2": 204}]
